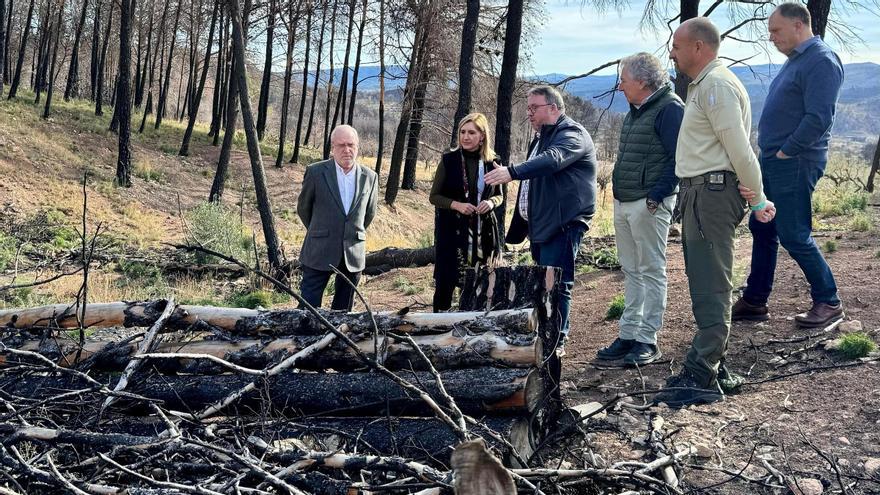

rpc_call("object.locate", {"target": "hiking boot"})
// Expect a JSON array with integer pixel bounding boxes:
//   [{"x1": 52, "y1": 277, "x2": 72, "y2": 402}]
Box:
[
  {"x1": 623, "y1": 342, "x2": 662, "y2": 366},
  {"x1": 731, "y1": 297, "x2": 769, "y2": 322},
  {"x1": 794, "y1": 302, "x2": 844, "y2": 328},
  {"x1": 653, "y1": 367, "x2": 724, "y2": 408},
  {"x1": 717, "y1": 360, "x2": 746, "y2": 394},
  {"x1": 596, "y1": 338, "x2": 635, "y2": 360}
]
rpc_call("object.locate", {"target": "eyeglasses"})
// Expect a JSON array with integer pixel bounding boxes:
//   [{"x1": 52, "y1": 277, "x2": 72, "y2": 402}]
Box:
[{"x1": 526, "y1": 103, "x2": 553, "y2": 114}]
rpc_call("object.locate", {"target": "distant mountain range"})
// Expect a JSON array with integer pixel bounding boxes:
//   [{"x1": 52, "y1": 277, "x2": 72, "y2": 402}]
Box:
[{"x1": 313, "y1": 62, "x2": 880, "y2": 137}]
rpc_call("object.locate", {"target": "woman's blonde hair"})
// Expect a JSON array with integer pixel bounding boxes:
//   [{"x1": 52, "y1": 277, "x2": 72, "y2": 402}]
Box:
[{"x1": 455, "y1": 112, "x2": 496, "y2": 163}]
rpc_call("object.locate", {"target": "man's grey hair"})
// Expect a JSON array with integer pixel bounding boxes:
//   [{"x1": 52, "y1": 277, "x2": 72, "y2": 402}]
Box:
[
  {"x1": 330, "y1": 124, "x2": 359, "y2": 144},
  {"x1": 685, "y1": 17, "x2": 721, "y2": 52},
  {"x1": 775, "y1": 2, "x2": 811, "y2": 26},
  {"x1": 527, "y1": 85, "x2": 566, "y2": 113},
  {"x1": 620, "y1": 53, "x2": 669, "y2": 91}
]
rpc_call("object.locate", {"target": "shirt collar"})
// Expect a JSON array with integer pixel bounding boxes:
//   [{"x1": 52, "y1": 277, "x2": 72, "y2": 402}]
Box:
[
  {"x1": 634, "y1": 86, "x2": 664, "y2": 109},
  {"x1": 790, "y1": 35, "x2": 820, "y2": 58},
  {"x1": 335, "y1": 161, "x2": 357, "y2": 176},
  {"x1": 689, "y1": 58, "x2": 723, "y2": 87}
]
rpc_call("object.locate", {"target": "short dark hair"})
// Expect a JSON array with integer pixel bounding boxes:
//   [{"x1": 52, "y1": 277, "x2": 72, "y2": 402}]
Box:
[{"x1": 775, "y1": 2, "x2": 811, "y2": 26}]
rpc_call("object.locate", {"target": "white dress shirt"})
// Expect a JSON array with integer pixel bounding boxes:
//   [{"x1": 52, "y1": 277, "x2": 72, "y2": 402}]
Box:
[{"x1": 335, "y1": 161, "x2": 359, "y2": 215}]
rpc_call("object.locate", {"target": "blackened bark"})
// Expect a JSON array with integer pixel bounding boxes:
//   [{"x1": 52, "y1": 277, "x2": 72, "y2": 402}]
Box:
[
  {"x1": 0, "y1": 0, "x2": 5, "y2": 95},
  {"x1": 374, "y1": 0, "x2": 384, "y2": 175},
  {"x1": 208, "y1": 7, "x2": 224, "y2": 139},
  {"x1": 302, "y1": 0, "x2": 326, "y2": 148},
  {"x1": 89, "y1": 0, "x2": 102, "y2": 99},
  {"x1": 154, "y1": 0, "x2": 181, "y2": 128},
  {"x1": 320, "y1": 0, "x2": 337, "y2": 159},
  {"x1": 41, "y1": 0, "x2": 64, "y2": 119},
  {"x1": 346, "y1": 0, "x2": 366, "y2": 125},
  {"x1": 383, "y1": 19, "x2": 424, "y2": 205},
  {"x1": 673, "y1": 0, "x2": 699, "y2": 99},
  {"x1": 33, "y1": 2, "x2": 51, "y2": 102},
  {"x1": 227, "y1": 0, "x2": 282, "y2": 271},
  {"x1": 64, "y1": 0, "x2": 90, "y2": 100},
  {"x1": 328, "y1": 0, "x2": 354, "y2": 141},
  {"x1": 135, "y1": 0, "x2": 153, "y2": 106},
  {"x1": 451, "y1": 0, "x2": 479, "y2": 147},
  {"x1": 401, "y1": 70, "x2": 427, "y2": 190},
  {"x1": 493, "y1": 0, "x2": 523, "y2": 239},
  {"x1": 179, "y1": 0, "x2": 218, "y2": 156},
  {"x1": 275, "y1": 1, "x2": 299, "y2": 168},
  {"x1": 866, "y1": 135, "x2": 880, "y2": 193},
  {"x1": 255, "y1": 0, "x2": 275, "y2": 141},
  {"x1": 117, "y1": 0, "x2": 134, "y2": 187},
  {"x1": 2, "y1": 0, "x2": 10, "y2": 85},
  {"x1": 94, "y1": 0, "x2": 114, "y2": 115},
  {"x1": 807, "y1": 0, "x2": 830, "y2": 38},
  {"x1": 209, "y1": 53, "x2": 238, "y2": 202},
  {"x1": 290, "y1": 1, "x2": 311, "y2": 164}
]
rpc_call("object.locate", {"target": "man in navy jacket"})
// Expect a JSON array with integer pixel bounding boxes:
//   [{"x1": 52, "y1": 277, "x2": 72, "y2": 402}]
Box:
[
  {"x1": 734, "y1": 2, "x2": 844, "y2": 327},
  {"x1": 485, "y1": 86, "x2": 598, "y2": 346}
]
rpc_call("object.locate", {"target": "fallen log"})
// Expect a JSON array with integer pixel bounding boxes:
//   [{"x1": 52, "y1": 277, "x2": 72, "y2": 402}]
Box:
[
  {"x1": 0, "y1": 301, "x2": 534, "y2": 337},
  {"x1": 3, "y1": 330, "x2": 541, "y2": 372},
  {"x1": 363, "y1": 246, "x2": 435, "y2": 276},
  {"x1": 1, "y1": 367, "x2": 545, "y2": 416}
]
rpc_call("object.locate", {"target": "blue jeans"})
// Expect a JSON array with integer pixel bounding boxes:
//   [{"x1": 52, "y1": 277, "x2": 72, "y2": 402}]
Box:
[
  {"x1": 743, "y1": 155, "x2": 839, "y2": 306},
  {"x1": 531, "y1": 223, "x2": 587, "y2": 337}
]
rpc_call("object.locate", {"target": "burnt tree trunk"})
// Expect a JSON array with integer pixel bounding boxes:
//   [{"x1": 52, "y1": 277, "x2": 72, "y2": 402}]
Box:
[
  {"x1": 179, "y1": 0, "x2": 219, "y2": 156},
  {"x1": 134, "y1": 1, "x2": 153, "y2": 106},
  {"x1": 209, "y1": 52, "x2": 238, "y2": 202},
  {"x1": 41, "y1": 0, "x2": 64, "y2": 119},
  {"x1": 255, "y1": 0, "x2": 275, "y2": 141},
  {"x1": 807, "y1": 0, "x2": 830, "y2": 38},
  {"x1": 208, "y1": 7, "x2": 224, "y2": 138},
  {"x1": 33, "y1": 3, "x2": 51, "y2": 103},
  {"x1": 94, "y1": 0, "x2": 113, "y2": 115},
  {"x1": 401, "y1": 68, "x2": 427, "y2": 190},
  {"x1": 6, "y1": 0, "x2": 35, "y2": 99},
  {"x1": 289, "y1": 1, "x2": 312, "y2": 165},
  {"x1": 320, "y1": 0, "x2": 337, "y2": 159},
  {"x1": 374, "y1": 0, "x2": 385, "y2": 175},
  {"x1": 116, "y1": 0, "x2": 134, "y2": 187},
  {"x1": 2, "y1": 0, "x2": 9, "y2": 86},
  {"x1": 89, "y1": 0, "x2": 101, "y2": 99},
  {"x1": 328, "y1": 0, "x2": 353, "y2": 137},
  {"x1": 673, "y1": 0, "x2": 700, "y2": 99},
  {"x1": 0, "y1": 0, "x2": 6, "y2": 94},
  {"x1": 227, "y1": 0, "x2": 282, "y2": 271},
  {"x1": 450, "y1": 0, "x2": 479, "y2": 147},
  {"x1": 345, "y1": 0, "x2": 365, "y2": 125},
  {"x1": 867, "y1": 134, "x2": 880, "y2": 193},
  {"x1": 493, "y1": 0, "x2": 523, "y2": 240},
  {"x1": 301, "y1": 0, "x2": 326, "y2": 148},
  {"x1": 63, "y1": 0, "x2": 89, "y2": 100},
  {"x1": 154, "y1": 0, "x2": 181, "y2": 128},
  {"x1": 274, "y1": 0, "x2": 298, "y2": 168}
]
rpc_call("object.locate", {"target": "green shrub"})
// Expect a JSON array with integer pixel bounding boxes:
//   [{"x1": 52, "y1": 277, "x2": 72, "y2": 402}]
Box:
[
  {"x1": 229, "y1": 290, "x2": 290, "y2": 309},
  {"x1": 134, "y1": 160, "x2": 165, "y2": 183},
  {"x1": 838, "y1": 332, "x2": 877, "y2": 359},
  {"x1": 822, "y1": 239, "x2": 838, "y2": 254},
  {"x1": 814, "y1": 189, "x2": 867, "y2": 217},
  {"x1": 0, "y1": 232, "x2": 18, "y2": 271},
  {"x1": 513, "y1": 251, "x2": 532, "y2": 265},
  {"x1": 416, "y1": 230, "x2": 434, "y2": 249},
  {"x1": 393, "y1": 275, "x2": 423, "y2": 296},
  {"x1": 605, "y1": 294, "x2": 626, "y2": 320},
  {"x1": 117, "y1": 260, "x2": 165, "y2": 287},
  {"x1": 0, "y1": 287, "x2": 52, "y2": 308},
  {"x1": 583, "y1": 247, "x2": 620, "y2": 269},
  {"x1": 848, "y1": 212, "x2": 874, "y2": 232},
  {"x1": 185, "y1": 203, "x2": 255, "y2": 265}
]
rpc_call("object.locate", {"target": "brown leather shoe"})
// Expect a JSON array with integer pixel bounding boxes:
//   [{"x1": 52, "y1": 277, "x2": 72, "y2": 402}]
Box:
[
  {"x1": 794, "y1": 302, "x2": 844, "y2": 328},
  {"x1": 731, "y1": 297, "x2": 769, "y2": 321}
]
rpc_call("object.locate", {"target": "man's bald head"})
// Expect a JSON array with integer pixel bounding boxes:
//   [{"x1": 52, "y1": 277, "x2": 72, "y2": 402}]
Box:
[
  {"x1": 679, "y1": 17, "x2": 721, "y2": 53},
  {"x1": 330, "y1": 125, "x2": 360, "y2": 171}
]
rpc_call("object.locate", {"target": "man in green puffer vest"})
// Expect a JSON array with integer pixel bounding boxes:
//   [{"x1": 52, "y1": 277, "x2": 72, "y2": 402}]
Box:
[{"x1": 596, "y1": 53, "x2": 683, "y2": 366}]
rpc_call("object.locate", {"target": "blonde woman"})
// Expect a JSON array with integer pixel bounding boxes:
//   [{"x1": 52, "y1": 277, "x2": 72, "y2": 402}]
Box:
[{"x1": 429, "y1": 113, "x2": 504, "y2": 311}]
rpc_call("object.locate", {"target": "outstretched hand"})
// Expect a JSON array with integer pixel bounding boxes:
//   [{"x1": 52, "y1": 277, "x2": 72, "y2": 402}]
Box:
[{"x1": 484, "y1": 167, "x2": 512, "y2": 186}]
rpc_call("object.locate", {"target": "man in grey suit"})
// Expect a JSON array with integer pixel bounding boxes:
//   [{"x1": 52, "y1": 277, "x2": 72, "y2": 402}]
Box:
[{"x1": 297, "y1": 125, "x2": 379, "y2": 311}]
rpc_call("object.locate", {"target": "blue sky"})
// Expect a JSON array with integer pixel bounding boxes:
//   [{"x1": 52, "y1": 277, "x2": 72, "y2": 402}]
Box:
[{"x1": 530, "y1": 1, "x2": 880, "y2": 75}]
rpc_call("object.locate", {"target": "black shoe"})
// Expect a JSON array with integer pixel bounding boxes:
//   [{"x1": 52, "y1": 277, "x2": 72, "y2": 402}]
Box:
[
  {"x1": 596, "y1": 338, "x2": 635, "y2": 360},
  {"x1": 731, "y1": 297, "x2": 769, "y2": 321},
  {"x1": 623, "y1": 342, "x2": 662, "y2": 366},
  {"x1": 653, "y1": 368, "x2": 724, "y2": 408}
]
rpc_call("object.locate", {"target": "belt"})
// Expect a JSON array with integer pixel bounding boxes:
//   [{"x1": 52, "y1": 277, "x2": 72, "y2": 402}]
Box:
[{"x1": 679, "y1": 170, "x2": 736, "y2": 187}]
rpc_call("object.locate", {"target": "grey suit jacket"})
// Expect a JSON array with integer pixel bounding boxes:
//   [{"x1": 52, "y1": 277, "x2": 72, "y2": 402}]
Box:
[{"x1": 297, "y1": 159, "x2": 379, "y2": 272}]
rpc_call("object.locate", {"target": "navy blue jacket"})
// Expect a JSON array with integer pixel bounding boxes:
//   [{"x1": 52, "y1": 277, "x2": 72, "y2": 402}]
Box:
[
  {"x1": 757, "y1": 36, "x2": 843, "y2": 162},
  {"x1": 506, "y1": 115, "x2": 598, "y2": 245}
]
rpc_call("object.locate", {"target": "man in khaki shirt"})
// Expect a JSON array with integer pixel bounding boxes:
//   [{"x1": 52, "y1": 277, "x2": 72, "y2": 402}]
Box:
[{"x1": 653, "y1": 17, "x2": 776, "y2": 408}]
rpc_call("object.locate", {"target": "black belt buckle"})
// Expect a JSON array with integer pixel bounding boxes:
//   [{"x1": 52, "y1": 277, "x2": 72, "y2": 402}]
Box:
[{"x1": 707, "y1": 172, "x2": 725, "y2": 191}]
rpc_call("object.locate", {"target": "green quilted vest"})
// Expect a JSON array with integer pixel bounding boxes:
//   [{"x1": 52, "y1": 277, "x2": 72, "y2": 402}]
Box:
[{"x1": 612, "y1": 85, "x2": 681, "y2": 202}]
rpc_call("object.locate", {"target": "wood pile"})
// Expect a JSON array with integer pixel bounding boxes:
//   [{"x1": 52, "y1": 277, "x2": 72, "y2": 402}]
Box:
[{"x1": 0, "y1": 266, "x2": 565, "y2": 493}]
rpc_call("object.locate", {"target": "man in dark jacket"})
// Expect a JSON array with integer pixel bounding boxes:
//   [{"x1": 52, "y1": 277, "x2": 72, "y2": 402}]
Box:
[
  {"x1": 596, "y1": 53, "x2": 683, "y2": 366},
  {"x1": 485, "y1": 85, "x2": 598, "y2": 345}
]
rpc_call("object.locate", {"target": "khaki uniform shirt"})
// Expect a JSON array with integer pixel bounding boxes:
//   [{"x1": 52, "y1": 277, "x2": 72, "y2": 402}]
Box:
[{"x1": 675, "y1": 59, "x2": 766, "y2": 204}]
